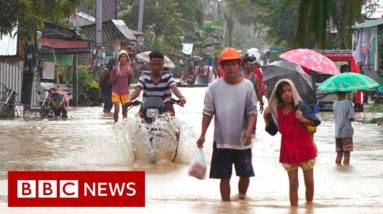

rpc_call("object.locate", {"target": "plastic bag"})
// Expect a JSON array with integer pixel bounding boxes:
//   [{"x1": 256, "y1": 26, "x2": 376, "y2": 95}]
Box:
[{"x1": 188, "y1": 149, "x2": 207, "y2": 180}]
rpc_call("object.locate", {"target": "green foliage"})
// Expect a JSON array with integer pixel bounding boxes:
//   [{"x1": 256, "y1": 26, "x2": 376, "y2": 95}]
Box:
[
  {"x1": 0, "y1": 0, "x2": 90, "y2": 41},
  {"x1": 57, "y1": 65, "x2": 100, "y2": 106},
  {"x1": 294, "y1": 0, "x2": 362, "y2": 48},
  {"x1": 366, "y1": 105, "x2": 383, "y2": 125},
  {"x1": 118, "y1": 0, "x2": 208, "y2": 76},
  {"x1": 0, "y1": 105, "x2": 14, "y2": 119},
  {"x1": 365, "y1": 104, "x2": 383, "y2": 113},
  {"x1": 253, "y1": 0, "x2": 301, "y2": 48},
  {"x1": 57, "y1": 65, "x2": 99, "y2": 90},
  {"x1": 185, "y1": 19, "x2": 224, "y2": 54}
]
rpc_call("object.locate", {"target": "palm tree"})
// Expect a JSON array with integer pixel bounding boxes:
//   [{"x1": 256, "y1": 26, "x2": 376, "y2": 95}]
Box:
[{"x1": 294, "y1": 0, "x2": 362, "y2": 48}]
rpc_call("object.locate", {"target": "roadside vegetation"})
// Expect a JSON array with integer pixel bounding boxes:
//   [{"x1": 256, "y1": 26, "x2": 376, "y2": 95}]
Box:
[{"x1": 365, "y1": 104, "x2": 383, "y2": 125}]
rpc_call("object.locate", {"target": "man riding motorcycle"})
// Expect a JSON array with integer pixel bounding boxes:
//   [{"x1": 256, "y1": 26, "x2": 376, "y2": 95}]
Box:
[
  {"x1": 128, "y1": 51, "x2": 186, "y2": 115},
  {"x1": 128, "y1": 51, "x2": 186, "y2": 163}
]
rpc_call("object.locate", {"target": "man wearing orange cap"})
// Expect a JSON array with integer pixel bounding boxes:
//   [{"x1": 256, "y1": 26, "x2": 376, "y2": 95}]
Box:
[
  {"x1": 110, "y1": 50, "x2": 134, "y2": 122},
  {"x1": 196, "y1": 47, "x2": 258, "y2": 201}
]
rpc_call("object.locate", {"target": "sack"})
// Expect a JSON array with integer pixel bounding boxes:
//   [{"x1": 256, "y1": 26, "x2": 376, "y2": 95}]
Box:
[
  {"x1": 188, "y1": 149, "x2": 207, "y2": 180},
  {"x1": 265, "y1": 114, "x2": 278, "y2": 136}
]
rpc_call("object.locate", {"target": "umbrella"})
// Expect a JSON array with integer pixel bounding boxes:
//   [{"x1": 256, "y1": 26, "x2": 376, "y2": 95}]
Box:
[
  {"x1": 279, "y1": 49, "x2": 340, "y2": 75},
  {"x1": 136, "y1": 51, "x2": 176, "y2": 68},
  {"x1": 262, "y1": 60, "x2": 317, "y2": 105},
  {"x1": 318, "y1": 72, "x2": 380, "y2": 92}
]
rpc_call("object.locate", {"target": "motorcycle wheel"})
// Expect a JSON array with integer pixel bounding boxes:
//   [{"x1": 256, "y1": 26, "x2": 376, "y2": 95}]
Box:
[
  {"x1": 62, "y1": 108, "x2": 68, "y2": 118},
  {"x1": 54, "y1": 109, "x2": 62, "y2": 117},
  {"x1": 41, "y1": 103, "x2": 50, "y2": 117}
]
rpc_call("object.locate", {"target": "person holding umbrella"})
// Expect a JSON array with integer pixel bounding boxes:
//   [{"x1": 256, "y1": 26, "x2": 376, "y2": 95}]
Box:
[
  {"x1": 333, "y1": 92, "x2": 355, "y2": 165},
  {"x1": 318, "y1": 72, "x2": 380, "y2": 165},
  {"x1": 242, "y1": 54, "x2": 264, "y2": 112}
]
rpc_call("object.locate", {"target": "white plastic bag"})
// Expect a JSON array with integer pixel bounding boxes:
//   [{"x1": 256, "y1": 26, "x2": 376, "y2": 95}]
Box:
[{"x1": 188, "y1": 149, "x2": 207, "y2": 180}]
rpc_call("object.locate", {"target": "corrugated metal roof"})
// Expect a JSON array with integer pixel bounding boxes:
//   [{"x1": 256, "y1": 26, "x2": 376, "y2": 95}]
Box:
[
  {"x1": 352, "y1": 18, "x2": 383, "y2": 29},
  {"x1": 0, "y1": 28, "x2": 18, "y2": 56},
  {"x1": 111, "y1": 19, "x2": 136, "y2": 40},
  {"x1": 80, "y1": 19, "x2": 137, "y2": 42}
]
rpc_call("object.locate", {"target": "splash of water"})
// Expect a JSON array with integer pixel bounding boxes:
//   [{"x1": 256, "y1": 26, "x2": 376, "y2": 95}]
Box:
[{"x1": 113, "y1": 114, "x2": 196, "y2": 164}]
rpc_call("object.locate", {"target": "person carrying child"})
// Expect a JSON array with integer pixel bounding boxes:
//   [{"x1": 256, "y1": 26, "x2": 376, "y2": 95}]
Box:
[
  {"x1": 263, "y1": 79, "x2": 320, "y2": 207},
  {"x1": 333, "y1": 92, "x2": 354, "y2": 165}
]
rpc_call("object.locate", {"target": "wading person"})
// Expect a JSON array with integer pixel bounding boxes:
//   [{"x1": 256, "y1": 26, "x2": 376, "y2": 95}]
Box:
[
  {"x1": 129, "y1": 51, "x2": 186, "y2": 116},
  {"x1": 99, "y1": 58, "x2": 115, "y2": 114},
  {"x1": 333, "y1": 92, "x2": 354, "y2": 165},
  {"x1": 196, "y1": 47, "x2": 258, "y2": 201},
  {"x1": 263, "y1": 79, "x2": 320, "y2": 206},
  {"x1": 110, "y1": 50, "x2": 134, "y2": 122},
  {"x1": 242, "y1": 54, "x2": 264, "y2": 113}
]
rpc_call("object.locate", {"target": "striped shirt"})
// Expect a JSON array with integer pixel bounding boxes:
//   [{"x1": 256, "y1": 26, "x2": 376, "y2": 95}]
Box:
[{"x1": 137, "y1": 71, "x2": 176, "y2": 100}]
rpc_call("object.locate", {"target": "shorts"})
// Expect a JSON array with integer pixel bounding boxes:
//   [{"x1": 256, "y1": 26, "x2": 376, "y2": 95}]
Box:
[
  {"x1": 336, "y1": 137, "x2": 353, "y2": 153},
  {"x1": 112, "y1": 92, "x2": 129, "y2": 105},
  {"x1": 209, "y1": 142, "x2": 254, "y2": 179},
  {"x1": 282, "y1": 159, "x2": 316, "y2": 172}
]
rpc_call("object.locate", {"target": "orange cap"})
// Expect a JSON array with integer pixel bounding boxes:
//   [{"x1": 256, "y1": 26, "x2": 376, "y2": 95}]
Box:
[{"x1": 219, "y1": 47, "x2": 241, "y2": 65}]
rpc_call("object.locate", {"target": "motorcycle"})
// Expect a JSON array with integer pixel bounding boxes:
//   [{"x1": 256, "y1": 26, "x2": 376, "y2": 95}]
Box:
[
  {"x1": 129, "y1": 97, "x2": 181, "y2": 163},
  {"x1": 40, "y1": 83, "x2": 71, "y2": 118},
  {"x1": 0, "y1": 83, "x2": 17, "y2": 118}
]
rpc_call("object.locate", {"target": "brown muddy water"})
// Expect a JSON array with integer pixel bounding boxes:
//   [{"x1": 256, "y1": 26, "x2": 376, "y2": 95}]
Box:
[{"x1": 0, "y1": 87, "x2": 382, "y2": 214}]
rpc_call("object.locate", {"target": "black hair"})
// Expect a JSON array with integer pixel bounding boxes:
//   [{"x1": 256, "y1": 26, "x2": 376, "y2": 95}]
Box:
[
  {"x1": 243, "y1": 54, "x2": 256, "y2": 65},
  {"x1": 107, "y1": 58, "x2": 116, "y2": 71},
  {"x1": 149, "y1": 51, "x2": 164, "y2": 60},
  {"x1": 340, "y1": 64, "x2": 350, "y2": 73},
  {"x1": 275, "y1": 81, "x2": 292, "y2": 105}
]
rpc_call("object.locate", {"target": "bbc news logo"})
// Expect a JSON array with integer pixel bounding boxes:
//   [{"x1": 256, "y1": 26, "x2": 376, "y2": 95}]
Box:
[{"x1": 8, "y1": 171, "x2": 145, "y2": 207}]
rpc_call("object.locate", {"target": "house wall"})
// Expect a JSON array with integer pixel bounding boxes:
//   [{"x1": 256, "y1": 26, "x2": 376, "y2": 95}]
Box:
[
  {"x1": 352, "y1": 28, "x2": 383, "y2": 83},
  {"x1": 0, "y1": 61, "x2": 23, "y2": 103}
]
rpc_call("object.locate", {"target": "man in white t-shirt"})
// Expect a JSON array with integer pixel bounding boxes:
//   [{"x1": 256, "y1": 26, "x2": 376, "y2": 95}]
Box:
[{"x1": 196, "y1": 47, "x2": 258, "y2": 201}]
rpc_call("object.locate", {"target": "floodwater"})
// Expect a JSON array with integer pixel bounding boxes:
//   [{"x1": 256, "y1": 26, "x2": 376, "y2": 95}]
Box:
[{"x1": 0, "y1": 87, "x2": 383, "y2": 214}]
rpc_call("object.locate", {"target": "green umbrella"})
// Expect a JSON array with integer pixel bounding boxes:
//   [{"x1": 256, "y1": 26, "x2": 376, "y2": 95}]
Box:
[{"x1": 318, "y1": 72, "x2": 379, "y2": 92}]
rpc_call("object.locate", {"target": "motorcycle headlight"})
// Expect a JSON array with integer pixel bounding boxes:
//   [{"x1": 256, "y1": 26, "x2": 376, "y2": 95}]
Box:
[{"x1": 146, "y1": 108, "x2": 159, "y2": 118}]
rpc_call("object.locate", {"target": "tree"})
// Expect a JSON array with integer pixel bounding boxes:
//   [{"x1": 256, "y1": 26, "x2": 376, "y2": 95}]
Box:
[
  {"x1": 118, "y1": 0, "x2": 204, "y2": 55},
  {"x1": 294, "y1": 0, "x2": 362, "y2": 48},
  {"x1": 0, "y1": 0, "x2": 91, "y2": 40},
  {"x1": 253, "y1": 0, "x2": 301, "y2": 48},
  {"x1": 220, "y1": 0, "x2": 260, "y2": 47},
  {"x1": 184, "y1": 19, "x2": 224, "y2": 53},
  {"x1": 0, "y1": 0, "x2": 92, "y2": 105}
]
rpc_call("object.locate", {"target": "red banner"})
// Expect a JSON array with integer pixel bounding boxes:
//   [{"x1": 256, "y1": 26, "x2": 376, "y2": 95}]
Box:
[{"x1": 8, "y1": 171, "x2": 145, "y2": 207}]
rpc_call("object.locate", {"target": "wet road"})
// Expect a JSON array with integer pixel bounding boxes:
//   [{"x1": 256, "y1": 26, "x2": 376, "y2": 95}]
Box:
[{"x1": 0, "y1": 87, "x2": 383, "y2": 213}]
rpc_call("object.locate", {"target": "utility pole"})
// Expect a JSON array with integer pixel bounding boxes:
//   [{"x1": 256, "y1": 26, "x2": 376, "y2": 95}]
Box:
[
  {"x1": 137, "y1": 0, "x2": 144, "y2": 49},
  {"x1": 95, "y1": 0, "x2": 103, "y2": 75}
]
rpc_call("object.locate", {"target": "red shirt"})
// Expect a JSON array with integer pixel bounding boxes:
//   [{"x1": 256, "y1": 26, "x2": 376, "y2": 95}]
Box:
[
  {"x1": 253, "y1": 67, "x2": 266, "y2": 94},
  {"x1": 277, "y1": 107, "x2": 317, "y2": 164}
]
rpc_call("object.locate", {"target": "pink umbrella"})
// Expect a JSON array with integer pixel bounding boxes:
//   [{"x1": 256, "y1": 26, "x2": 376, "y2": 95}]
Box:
[{"x1": 279, "y1": 49, "x2": 340, "y2": 75}]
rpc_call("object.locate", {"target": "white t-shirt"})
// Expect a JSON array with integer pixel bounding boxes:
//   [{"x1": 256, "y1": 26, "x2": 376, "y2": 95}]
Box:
[{"x1": 203, "y1": 78, "x2": 258, "y2": 149}]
